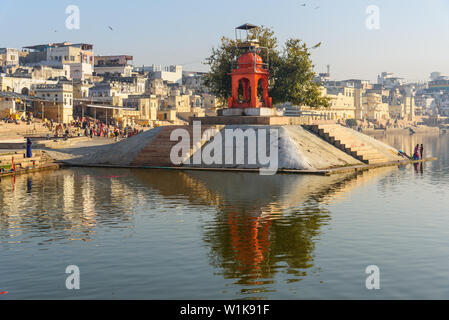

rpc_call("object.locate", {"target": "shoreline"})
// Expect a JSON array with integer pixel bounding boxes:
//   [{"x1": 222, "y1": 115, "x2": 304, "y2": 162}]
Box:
[
  {"x1": 58, "y1": 156, "x2": 437, "y2": 176},
  {"x1": 1, "y1": 124, "x2": 441, "y2": 177}
]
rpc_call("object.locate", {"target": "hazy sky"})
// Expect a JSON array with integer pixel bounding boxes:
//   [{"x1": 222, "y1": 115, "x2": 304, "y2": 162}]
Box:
[{"x1": 1, "y1": 0, "x2": 449, "y2": 82}]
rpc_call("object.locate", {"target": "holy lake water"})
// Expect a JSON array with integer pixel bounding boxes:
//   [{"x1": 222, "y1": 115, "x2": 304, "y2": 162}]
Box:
[{"x1": 1, "y1": 132, "x2": 449, "y2": 299}]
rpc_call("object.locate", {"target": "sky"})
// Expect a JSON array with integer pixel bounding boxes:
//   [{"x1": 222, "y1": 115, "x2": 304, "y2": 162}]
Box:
[{"x1": 2, "y1": 0, "x2": 449, "y2": 82}]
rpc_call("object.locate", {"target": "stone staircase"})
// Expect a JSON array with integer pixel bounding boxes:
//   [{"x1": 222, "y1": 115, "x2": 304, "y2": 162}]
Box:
[
  {"x1": 306, "y1": 124, "x2": 390, "y2": 164},
  {"x1": 131, "y1": 125, "x2": 219, "y2": 167},
  {"x1": 0, "y1": 150, "x2": 50, "y2": 172}
]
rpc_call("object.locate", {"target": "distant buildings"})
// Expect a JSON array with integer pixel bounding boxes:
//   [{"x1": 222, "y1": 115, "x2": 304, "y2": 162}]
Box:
[
  {"x1": 0, "y1": 73, "x2": 57, "y2": 94},
  {"x1": 377, "y1": 72, "x2": 404, "y2": 89},
  {"x1": 89, "y1": 75, "x2": 146, "y2": 98},
  {"x1": 136, "y1": 64, "x2": 183, "y2": 84},
  {"x1": 0, "y1": 40, "x2": 220, "y2": 127},
  {"x1": 10, "y1": 39, "x2": 449, "y2": 128},
  {"x1": 286, "y1": 71, "x2": 425, "y2": 123},
  {"x1": 21, "y1": 42, "x2": 94, "y2": 67},
  {"x1": 94, "y1": 55, "x2": 133, "y2": 77}
]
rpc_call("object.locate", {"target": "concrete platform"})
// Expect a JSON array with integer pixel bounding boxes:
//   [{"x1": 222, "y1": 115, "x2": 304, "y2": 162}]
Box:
[
  {"x1": 44, "y1": 123, "x2": 438, "y2": 175},
  {"x1": 61, "y1": 157, "x2": 437, "y2": 176}
]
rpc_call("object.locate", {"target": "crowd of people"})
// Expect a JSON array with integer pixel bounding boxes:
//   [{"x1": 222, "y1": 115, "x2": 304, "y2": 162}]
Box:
[
  {"x1": 43, "y1": 117, "x2": 146, "y2": 141},
  {"x1": 1, "y1": 116, "x2": 20, "y2": 124}
]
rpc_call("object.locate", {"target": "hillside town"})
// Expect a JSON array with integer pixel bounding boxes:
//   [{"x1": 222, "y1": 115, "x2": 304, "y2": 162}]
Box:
[{"x1": 0, "y1": 42, "x2": 448, "y2": 137}]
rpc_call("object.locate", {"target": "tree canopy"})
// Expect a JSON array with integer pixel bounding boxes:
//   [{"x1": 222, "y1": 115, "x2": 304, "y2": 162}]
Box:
[{"x1": 203, "y1": 26, "x2": 330, "y2": 109}]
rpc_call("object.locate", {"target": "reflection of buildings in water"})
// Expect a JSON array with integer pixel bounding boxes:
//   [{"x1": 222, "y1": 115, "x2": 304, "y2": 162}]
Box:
[
  {"x1": 110, "y1": 178, "x2": 141, "y2": 212},
  {"x1": 377, "y1": 133, "x2": 443, "y2": 160},
  {"x1": 0, "y1": 168, "x2": 140, "y2": 242},
  {"x1": 0, "y1": 166, "x2": 399, "y2": 287},
  {"x1": 135, "y1": 168, "x2": 395, "y2": 289},
  {"x1": 63, "y1": 173, "x2": 75, "y2": 213},
  {"x1": 81, "y1": 174, "x2": 95, "y2": 221},
  {"x1": 71, "y1": 174, "x2": 96, "y2": 238},
  {"x1": 376, "y1": 133, "x2": 448, "y2": 179}
]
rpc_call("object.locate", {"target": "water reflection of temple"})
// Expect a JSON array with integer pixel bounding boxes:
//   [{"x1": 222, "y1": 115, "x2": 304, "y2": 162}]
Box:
[
  {"x1": 135, "y1": 167, "x2": 396, "y2": 292},
  {"x1": 0, "y1": 165, "x2": 396, "y2": 293}
]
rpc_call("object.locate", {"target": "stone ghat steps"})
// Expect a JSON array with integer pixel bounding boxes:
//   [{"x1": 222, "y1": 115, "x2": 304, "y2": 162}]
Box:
[
  {"x1": 131, "y1": 125, "x2": 218, "y2": 166},
  {"x1": 306, "y1": 124, "x2": 390, "y2": 164},
  {"x1": 0, "y1": 150, "x2": 48, "y2": 170}
]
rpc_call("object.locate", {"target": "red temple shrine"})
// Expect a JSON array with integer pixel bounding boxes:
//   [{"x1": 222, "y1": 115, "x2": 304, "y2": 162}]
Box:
[{"x1": 228, "y1": 24, "x2": 272, "y2": 110}]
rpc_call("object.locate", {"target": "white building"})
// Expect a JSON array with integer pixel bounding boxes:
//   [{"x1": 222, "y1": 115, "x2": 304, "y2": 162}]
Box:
[
  {"x1": 377, "y1": 72, "x2": 404, "y2": 88},
  {"x1": 0, "y1": 74, "x2": 57, "y2": 94},
  {"x1": 94, "y1": 55, "x2": 133, "y2": 77},
  {"x1": 89, "y1": 78, "x2": 146, "y2": 99},
  {"x1": 35, "y1": 83, "x2": 74, "y2": 122},
  {"x1": 22, "y1": 43, "x2": 94, "y2": 68},
  {"x1": 137, "y1": 64, "x2": 182, "y2": 84},
  {"x1": 430, "y1": 72, "x2": 448, "y2": 81}
]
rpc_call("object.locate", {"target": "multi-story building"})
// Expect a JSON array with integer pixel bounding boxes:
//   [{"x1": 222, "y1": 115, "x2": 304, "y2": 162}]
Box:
[
  {"x1": 138, "y1": 64, "x2": 182, "y2": 84},
  {"x1": 0, "y1": 74, "x2": 57, "y2": 94},
  {"x1": 362, "y1": 91, "x2": 389, "y2": 121},
  {"x1": 167, "y1": 93, "x2": 190, "y2": 113},
  {"x1": 146, "y1": 78, "x2": 168, "y2": 96},
  {"x1": 324, "y1": 86, "x2": 357, "y2": 119},
  {"x1": 183, "y1": 71, "x2": 207, "y2": 92},
  {"x1": 34, "y1": 83, "x2": 74, "y2": 123},
  {"x1": 21, "y1": 42, "x2": 94, "y2": 67},
  {"x1": 89, "y1": 76, "x2": 145, "y2": 99},
  {"x1": 31, "y1": 65, "x2": 71, "y2": 80},
  {"x1": 94, "y1": 55, "x2": 133, "y2": 77},
  {"x1": 123, "y1": 95, "x2": 159, "y2": 124},
  {"x1": 72, "y1": 80, "x2": 94, "y2": 99},
  {"x1": 377, "y1": 72, "x2": 404, "y2": 89}
]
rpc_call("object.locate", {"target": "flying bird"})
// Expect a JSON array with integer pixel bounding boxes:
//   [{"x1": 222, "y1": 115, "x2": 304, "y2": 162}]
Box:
[
  {"x1": 108, "y1": 26, "x2": 114, "y2": 31},
  {"x1": 300, "y1": 3, "x2": 306, "y2": 6},
  {"x1": 311, "y1": 42, "x2": 322, "y2": 49}
]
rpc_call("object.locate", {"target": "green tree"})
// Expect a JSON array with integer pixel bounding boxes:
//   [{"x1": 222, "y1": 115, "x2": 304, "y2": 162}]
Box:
[{"x1": 203, "y1": 27, "x2": 330, "y2": 109}]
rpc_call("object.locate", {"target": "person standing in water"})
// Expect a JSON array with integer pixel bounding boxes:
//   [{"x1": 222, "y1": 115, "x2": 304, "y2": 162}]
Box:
[
  {"x1": 420, "y1": 144, "x2": 424, "y2": 159},
  {"x1": 413, "y1": 144, "x2": 420, "y2": 160}
]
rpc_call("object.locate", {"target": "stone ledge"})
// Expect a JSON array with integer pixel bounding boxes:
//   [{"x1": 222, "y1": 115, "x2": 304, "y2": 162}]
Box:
[{"x1": 189, "y1": 116, "x2": 307, "y2": 125}]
